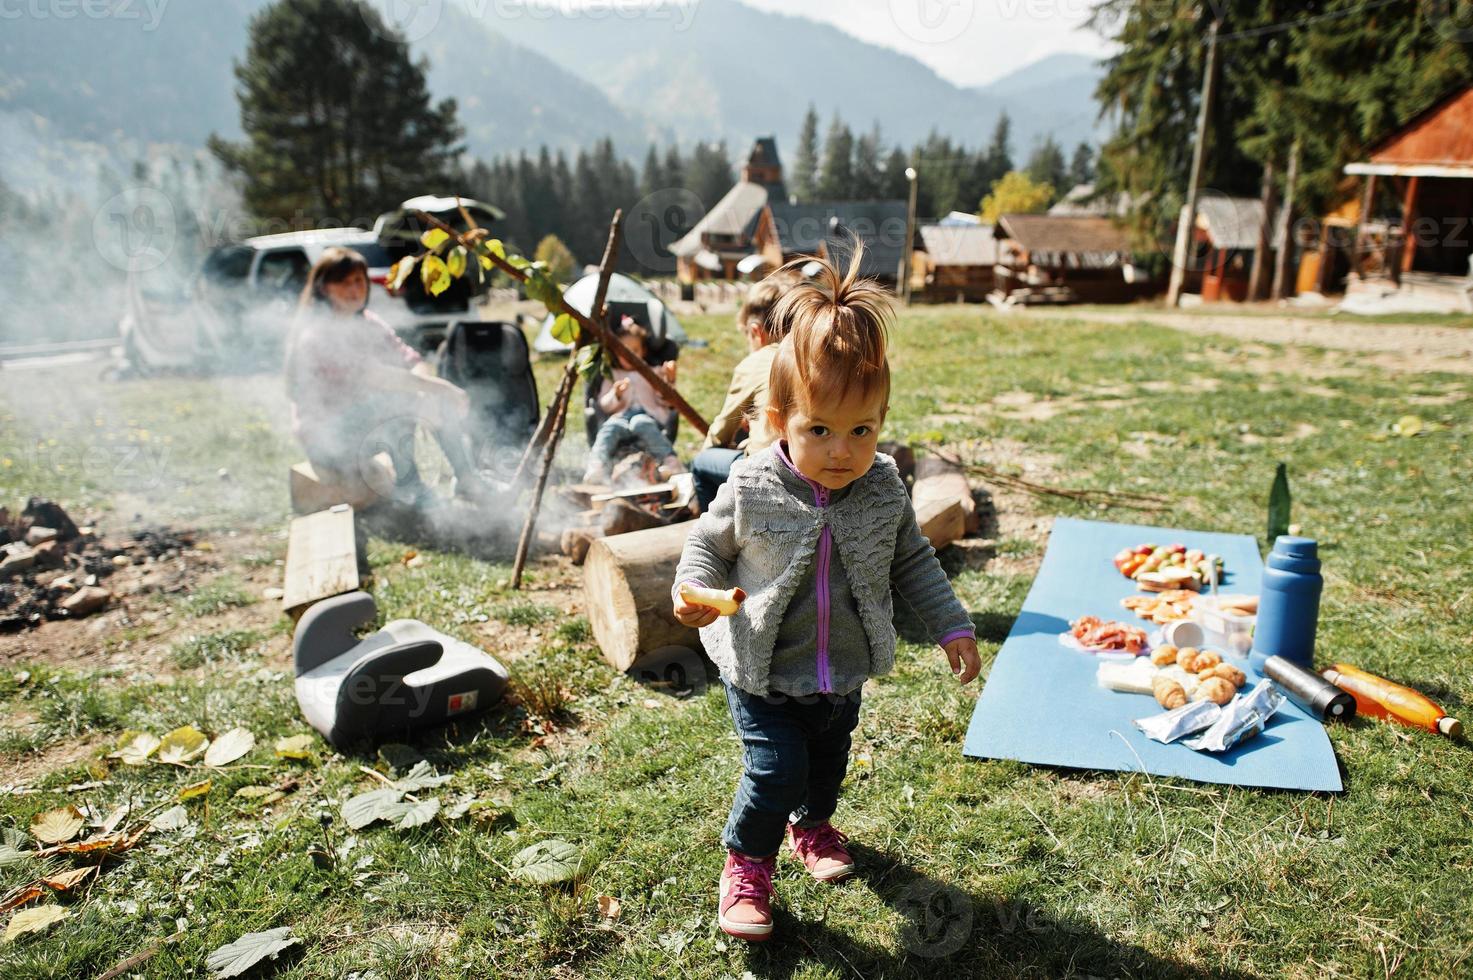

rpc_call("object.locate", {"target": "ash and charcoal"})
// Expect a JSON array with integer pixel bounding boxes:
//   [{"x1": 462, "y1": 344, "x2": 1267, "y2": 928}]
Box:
[{"x1": 0, "y1": 498, "x2": 197, "y2": 632}]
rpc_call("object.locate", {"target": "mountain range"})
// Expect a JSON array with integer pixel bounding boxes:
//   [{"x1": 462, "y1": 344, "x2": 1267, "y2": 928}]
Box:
[{"x1": 0, "y1": 0, "x2": 1105, "y2": 190}]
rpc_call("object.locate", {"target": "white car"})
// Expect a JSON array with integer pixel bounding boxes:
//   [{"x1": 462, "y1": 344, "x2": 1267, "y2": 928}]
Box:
[{"x1": 120, "y1": 197, "x2": 503, "y2": 374}]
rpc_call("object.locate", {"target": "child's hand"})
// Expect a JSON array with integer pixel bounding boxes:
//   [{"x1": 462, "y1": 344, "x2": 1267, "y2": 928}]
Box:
[
  {"x1": 673, "y1": 591, "x2": 719, "y2": 628},
  {"x1": 614, "y1": 378, "x2": 631, "y2": 397},
  {"x1": 943, "y1": 636, "x2": 981, "y2": 684}
]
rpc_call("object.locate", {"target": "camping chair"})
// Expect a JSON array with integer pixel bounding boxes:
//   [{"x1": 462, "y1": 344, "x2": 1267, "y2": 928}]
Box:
[
  {"x1": 292, "y1": 590, "x2": 509, "y2": 750},
  {"x1": 436, "y1": 320, "x2": 541, "y2": 471},
  {"x1": 582, "y1": 304, "x2": 681, "y2": 447}
]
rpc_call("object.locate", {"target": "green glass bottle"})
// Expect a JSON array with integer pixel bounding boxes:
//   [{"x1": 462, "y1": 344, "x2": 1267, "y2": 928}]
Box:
[{"x1": 1266, "y1": 462, "x2": 1291, "y2": 549}]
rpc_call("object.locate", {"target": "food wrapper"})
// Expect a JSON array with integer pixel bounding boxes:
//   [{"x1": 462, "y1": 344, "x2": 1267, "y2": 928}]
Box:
[
  {"x1": 1183, "y1": 680, "x2": 1284, "y2": 753},
  {"x1": 1133, "y1": 700, "x2": 1221, "y2": 744}
]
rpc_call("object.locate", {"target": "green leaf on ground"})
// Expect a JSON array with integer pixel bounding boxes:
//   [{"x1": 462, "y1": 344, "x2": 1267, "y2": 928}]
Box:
[
  {"x1": 510, "y1": 839, "x2": 580, "y2": 885},
  {"x1": 206, "y1": 927, "x2": 300, "y2": 978},
  {"x1": 3, "y1": 904, "x2": 69, "y2": 943},
  {"x1": 204, "y1": 728, "x2": 255, "y2": 767}
]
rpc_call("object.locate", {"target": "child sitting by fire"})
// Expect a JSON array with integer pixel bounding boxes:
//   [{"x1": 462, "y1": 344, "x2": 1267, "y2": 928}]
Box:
[{"x1": 582, "y1": 317, "x2": 688, "y2": 485}]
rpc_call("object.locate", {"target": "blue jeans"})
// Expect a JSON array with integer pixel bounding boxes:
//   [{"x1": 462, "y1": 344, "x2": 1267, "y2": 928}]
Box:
[
  {"x1": 722, "y1": 681, "x2": 862, "y2": 858},
  {"x1": 589, "y1": 407, "x2": 676, "y2": 471},
  {"x1": 692, "y1": 447, "x2": 742, "y2": 511}
]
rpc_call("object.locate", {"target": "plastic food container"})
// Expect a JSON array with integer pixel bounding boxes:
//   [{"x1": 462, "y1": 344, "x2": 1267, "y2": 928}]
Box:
[{"x1": 1192, "y1": 596, "x2": 1256, "y2": 657}]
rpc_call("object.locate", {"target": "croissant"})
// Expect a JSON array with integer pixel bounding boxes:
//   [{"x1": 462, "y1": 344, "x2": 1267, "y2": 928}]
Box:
[
  {"x1": 677, "y1": 583, "x2": 747, "y2": 616},
  {"x1": 1193, "y1": 676, "x2": 1236, "y2": 705},
  {"x1": 1176, "y1": 647, "x2": 1221, "y2": 673},
  {"x1": 1153, "y1": 676, "x2": 1187, "y2": 709},
  {"x1": 1197, "y1": 663, "x2": 1246, "y2": 688},
  {"x1": 1150, "y1": 644, "x2": 1179, "y2": 667}
]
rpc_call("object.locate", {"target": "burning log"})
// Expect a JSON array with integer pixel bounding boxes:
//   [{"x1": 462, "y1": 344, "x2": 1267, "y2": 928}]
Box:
[{"x1": 583, "y1": 521, "x2": 697, "y2": 671}]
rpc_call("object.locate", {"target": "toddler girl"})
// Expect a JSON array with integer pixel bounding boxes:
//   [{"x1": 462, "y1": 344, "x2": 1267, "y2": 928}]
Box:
[{"x1": 672, "y1": 246, "x2": 980, "y2": 942}]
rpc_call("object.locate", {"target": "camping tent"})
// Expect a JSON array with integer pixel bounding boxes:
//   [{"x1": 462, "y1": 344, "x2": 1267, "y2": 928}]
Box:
[{"x1": 534, "y1": 272, "x2": 687, "y2": 354}]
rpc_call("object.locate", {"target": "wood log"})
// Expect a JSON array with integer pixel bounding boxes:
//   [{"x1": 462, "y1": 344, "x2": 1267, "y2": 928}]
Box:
[
  {"x1": 583, "y1": 521, "x2": 697, "y2": 671},
  {"x1": 600, "y1": 498, "x2": 666, "y2": 537},
  {"x1": 561, "y1": 526, "x2": 603, "y2": 565},
  {"x1": 289, "y1": 454, "x2": 394, "y2": 515},
  {"x1": 914, "y1": 497, "x2": 966, "y2": 551},
  {"x1": 912, "y1": 454, "x2": 978, "y2": 534}
]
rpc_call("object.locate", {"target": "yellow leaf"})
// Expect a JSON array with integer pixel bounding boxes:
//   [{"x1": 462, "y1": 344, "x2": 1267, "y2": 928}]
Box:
[
  {"x1": 179, "y1": 779, "x2": 212, "y2": 801},
  {"x1": 420, "y1": 254, "x2": 451, "y2": 297},
  {"x1": 0, "y1": 885, "x2": 43, "y2": 915},
  {"x1": 29, "y1": 806, "x2": 83, "y2": 845},
  {"x1": 156, "y1": 726, "x2": 209, "y2": 765},
  {"x1": 41, "y1": 866, "x2": 96, "y2": 893},
  {"x1": 3, "y1": 904, "x2": 69, "y2": 943},
  {"x1": 203, "y1": 727, "x2": 255, "y2": 767},
  {"x1": 386, "y1": 255, "x2": 418, "y2": 292},
  {"x1": 274, "y1": 734, "x2": 316, "y2": 760},
  {"x1": 447, "y1": 245, "x2": 467, "y2": 278},
  {"x1": 420, "y1": 228, "x2": 450, "y2": 252},
  {"x1": 109, "y1": 730, "x2": 160, "y2": 766}
]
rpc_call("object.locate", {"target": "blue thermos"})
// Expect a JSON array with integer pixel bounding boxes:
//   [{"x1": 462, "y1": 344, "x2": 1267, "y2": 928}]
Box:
[{"x1": 1250, "y1": 536, "x2": 1323, "y2": 674}]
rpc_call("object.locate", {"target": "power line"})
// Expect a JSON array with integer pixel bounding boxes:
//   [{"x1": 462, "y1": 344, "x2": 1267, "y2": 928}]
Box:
[{"x1": 1213, "y1": 0, "x2": 1406, "y2": 43}]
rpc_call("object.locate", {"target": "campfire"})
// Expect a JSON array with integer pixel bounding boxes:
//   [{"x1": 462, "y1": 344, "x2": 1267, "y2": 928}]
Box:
[{"x1": 0, "y1": 498, "x2": 194, "y2": 632}]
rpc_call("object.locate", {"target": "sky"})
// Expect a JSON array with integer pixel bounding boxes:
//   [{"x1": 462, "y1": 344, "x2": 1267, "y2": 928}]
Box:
[{"x1": 735, "y1": 0, "x2": 1112, "y2": 88}]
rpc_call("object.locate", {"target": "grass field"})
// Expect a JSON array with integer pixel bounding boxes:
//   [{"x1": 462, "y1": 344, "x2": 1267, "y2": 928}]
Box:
[{"x1": 1, "y1": 306, "x2": 1470, "y2": 978}]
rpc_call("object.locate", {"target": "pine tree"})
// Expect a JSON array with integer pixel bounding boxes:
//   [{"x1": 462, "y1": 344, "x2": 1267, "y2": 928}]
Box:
[
  {"x1": 662, "y1": 144, "x2": 686, "y2": 193},
  {"x1": 792, "y1": 104, "x2": 820, "y2": 203},
  {"x1": 852, "y1": 124, "x2": 884, "y2": 200},
  {"x1": 687, "y1": 141, "x2": 735, "y2": 211},
  {"x1": 208, "y1": 0, "x2": 463, "y2": 223},
  {"x1": 1025, "y1": 136, "x2": 1068, "y2": 196},
  {"x1": 818, "y1": 114, "x2": 855, "y2": 200},
  {"x1": 534, "y1": 233, "x2": 579, "y2": 284},
  {"x1": 882, "y1": 147, "x2": 911, "y2": 201},
  {"x1": 640, "y1": 144, "x2": 664, "y2": 198},
  {"x1": 985, "y1": 113, "x2": 1013, "y2": 183},
  {"x1": 1068, "y1": 142, "x2": 1096, "y2": 186}
]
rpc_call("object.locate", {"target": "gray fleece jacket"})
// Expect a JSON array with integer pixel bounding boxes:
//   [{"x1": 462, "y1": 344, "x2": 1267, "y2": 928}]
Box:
[{"x1": 675, "y1": 442, "x2": 975, "y2": 697}]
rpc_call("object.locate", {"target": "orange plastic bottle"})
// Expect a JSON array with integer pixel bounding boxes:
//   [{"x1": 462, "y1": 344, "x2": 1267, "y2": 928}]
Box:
[{"x1": 1322, "y1": 664, "x2": 1462, "y2": 737}]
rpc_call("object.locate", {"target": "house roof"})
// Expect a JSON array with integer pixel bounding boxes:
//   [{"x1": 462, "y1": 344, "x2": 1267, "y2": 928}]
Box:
[
  {"x1": 993, "y1": 214, "x2": 1131, "y2": 256},
  {"x1": 1191, "y1": 196, "x2": 1269, "y2": 251},
  {"x1": 918, "y1": 224, "x2": 998, "y2": 266},
  {"x1": 1354, "y1": 84, "x2": 1473, "y2": 174},
  {"x1": 748, "y1": 137, "x2": 782, "y2": 172},
  {"x1": 766, "y1": 200, "x2": 910, "y2": 279},
  {"x1": 670, "y1": 180, "x2": 772, "y2": 257}
]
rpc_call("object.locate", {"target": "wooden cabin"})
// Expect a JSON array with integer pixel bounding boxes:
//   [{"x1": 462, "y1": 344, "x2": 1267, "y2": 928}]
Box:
[
  {"x1": 671, "y1": 137, "x2": 786, "y2": 282},
  {"x1": 753, "y1": 201, "x2": 910, "y2": 283},
  {"x1": 1188, "y1": 196, "x2": 1271, "y2": 302},
  {"x1": 912, "y1": 224, "x2": 997, "y2": 302},
  {"x1": 989, "y1": 214, "x2": 1153, "y2": 305},
  {"x1": 1339, "y1": 84, "x2": 1473, "y2": 311}
]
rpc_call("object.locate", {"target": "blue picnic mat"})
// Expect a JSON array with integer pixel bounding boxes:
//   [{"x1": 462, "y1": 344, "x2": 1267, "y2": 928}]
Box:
[{"x1": 962, "y1": 517, "x2": 1343, "y2": 792}]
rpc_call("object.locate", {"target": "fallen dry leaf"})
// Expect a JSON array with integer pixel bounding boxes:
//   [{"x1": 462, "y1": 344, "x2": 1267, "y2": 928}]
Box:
[
  {"x1": 597, "y1": 894, "x2": 622, "y2": 920},
  {"x1": 0, "y1": 884, "x2": 44, "y2": 915},
  {"x1": 273, "y1": 734, "x2": 315, "y2": 760},
  {"x1": 156, "y1": 726, "x2": 210, "y2": 765},
  {"x1": 179, "y1": 779, "x2": 212, "y2": 801},
  {"x1": 3, "y1": 904, "x2": 69, "y2": 943},
  {"x1": 30, "y1": 806, "x2": 84, "y2": 845},
  {"x1": 40, "y1": 866, "x2": 97, "y2": 892},
  {"x1": 108, "y1": 731, "x2": 160, "y2": 766}
]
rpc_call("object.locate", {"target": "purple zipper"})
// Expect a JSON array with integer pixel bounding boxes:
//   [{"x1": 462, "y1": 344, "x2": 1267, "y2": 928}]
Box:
[
  {"x1": 775, "y1": 442, "x2": 834, "y2": 694},
  {"x1": 815, "y1": 486, "x2": 832, "y2": 693}
]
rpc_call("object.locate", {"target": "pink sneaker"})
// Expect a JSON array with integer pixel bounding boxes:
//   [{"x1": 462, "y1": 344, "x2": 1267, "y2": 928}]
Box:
[
  {"x1": 717, "y1": 851, "x2": 775, "y2": 941},
  {"x1": 788, "y1": 822, "x2": 855, "y2": 882}
]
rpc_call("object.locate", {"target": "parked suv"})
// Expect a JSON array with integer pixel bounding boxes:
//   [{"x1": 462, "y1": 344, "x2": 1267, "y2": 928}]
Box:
[{"x1": 120, "y1": 197, "x2": 503, "y2": 374}]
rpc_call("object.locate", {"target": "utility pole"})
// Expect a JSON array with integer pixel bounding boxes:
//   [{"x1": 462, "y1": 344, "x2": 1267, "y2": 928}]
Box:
[
  {"x1": 900, "y1": 166, "x2": 918, "y2": 303},
  {"x1": 1166, "y1": 15, "x2": 1220, "y2": 307},
  {"x1": 1270, "y1": 137, "x2": 1300, "y2": 302}
]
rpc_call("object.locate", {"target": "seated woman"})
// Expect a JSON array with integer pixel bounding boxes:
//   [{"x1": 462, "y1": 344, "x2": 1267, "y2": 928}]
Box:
[
  {"x1": 689, "y1": 272, "x2": 795, "y2": 511},
  {"x1": 285, "y1": 247, "x2": 494, "y2": 508},
  {"x1": 583, "y1": 318, "x2": 686, "y2": 485}
]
